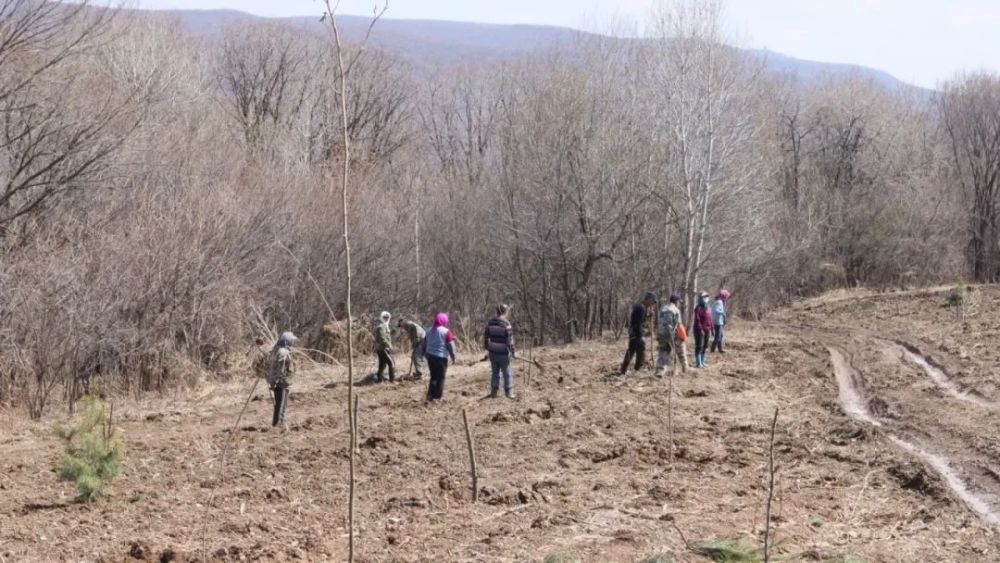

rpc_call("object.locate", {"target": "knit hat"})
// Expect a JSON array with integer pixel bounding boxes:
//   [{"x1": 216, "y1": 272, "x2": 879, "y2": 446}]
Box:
[
  {"x1": 278, "y1": 331, "x2": 297, "y2": 347},
  {"x1": 644, "y1": 292, "x2": 657, "y2": 303}
]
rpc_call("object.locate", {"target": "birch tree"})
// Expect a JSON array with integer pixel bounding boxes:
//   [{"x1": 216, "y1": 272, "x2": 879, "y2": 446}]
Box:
[{"x1": 650, "y1": 0, "x2": 765, "y2": 318}]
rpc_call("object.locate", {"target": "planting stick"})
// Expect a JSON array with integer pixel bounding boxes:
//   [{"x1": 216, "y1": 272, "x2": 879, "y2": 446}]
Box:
[
  {"x1": 353, "y1": 394, "x2": 360, "y2": 452},
  {"x1": 764, "y1": 407, "x2": 779, "y2": 563},
  {"x1": 462, "y1": 408, "x2": 479, "y2": 502}
]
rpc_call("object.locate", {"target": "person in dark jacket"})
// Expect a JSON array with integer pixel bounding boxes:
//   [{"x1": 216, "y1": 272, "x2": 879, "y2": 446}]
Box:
[
  {"x1": 693, "y1": 292, "x2": 714, "y2": 368},
  {"x1": 484, "y1": 304, "x2": 516, "y2": 398},
  {"x1": 620, "y1": 292, "x2": 657, "y2": 375}
]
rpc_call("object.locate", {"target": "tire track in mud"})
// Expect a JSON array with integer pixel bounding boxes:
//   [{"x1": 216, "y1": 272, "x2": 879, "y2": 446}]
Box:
[
  {"x1": 827, "y1": 347, "x2": 882, "y2": 427},
  {"x1": 826, "y1": 345, "x2": 1000, "y2": 528},
  {"x1": 882, "y1": 340, "x2": 996, "y2": 408}
]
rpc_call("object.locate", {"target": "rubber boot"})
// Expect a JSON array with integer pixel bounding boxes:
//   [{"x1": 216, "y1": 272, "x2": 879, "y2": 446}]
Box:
[{"x1": 702, "y1": 353, "x2": 709, "y2": 367}]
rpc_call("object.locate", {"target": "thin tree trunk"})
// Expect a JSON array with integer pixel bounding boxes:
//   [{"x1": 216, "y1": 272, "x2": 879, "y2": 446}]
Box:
[
  {"x1": 764, "y1": 407, "x2": 779, "y2": 563},
  {"x1": 415, "y1": 211, "x2": 421, "y2": 305},
  {"x1": 462, "y1": 408, "x2": 479, "y2": 502},
  {"x1": 322, "y1": 4, "x2": 379, "y2": 560}
]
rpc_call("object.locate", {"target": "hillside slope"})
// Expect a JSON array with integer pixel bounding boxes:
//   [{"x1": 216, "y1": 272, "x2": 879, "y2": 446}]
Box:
[
  {"x1": 142, "y1": 8, "x2": 923, "y2": 92},
  {"x1": 2, "y1": 287, "x2": 998, "y2": 561}
]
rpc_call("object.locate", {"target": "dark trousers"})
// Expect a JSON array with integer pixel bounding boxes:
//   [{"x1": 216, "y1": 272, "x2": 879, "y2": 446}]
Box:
[
  {"x1": 620, "y1": 337, "x2": 646, "y2": 373},
  {"x1": 427, "y1": 355, "x2": 448, "y2": 400},
  {"x1": 376, "y1": 350, "x2": 395, "y2": 382},
  {"x1": 711, "y1": 325, "x2": 725, "y2": 352},
  {"x1": 272, "y1": 385, "x2": 288, "y2": 427},
  {"x1": 694, "y1": 329, "x2": 710, "y2": 356}
]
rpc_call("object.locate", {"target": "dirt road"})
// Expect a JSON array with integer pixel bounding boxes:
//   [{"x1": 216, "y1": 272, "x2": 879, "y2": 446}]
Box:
[{"x1": 2, "y1": 288, "x2": 1000, "y2": 561}]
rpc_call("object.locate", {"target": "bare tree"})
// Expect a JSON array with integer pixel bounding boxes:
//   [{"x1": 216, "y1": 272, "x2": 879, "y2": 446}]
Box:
[
  {"x1": 322, "y1": 3, "x2": 387, "y2": 562},
  {"x1": 216, "y1": 23, "x2": 311, "y2": 149},
  {"x1": 650, "y1": 0, "x2": 765, "y2": 319},
  {"x1": 941, "y1": 73, "x2": 1000, "y2": 282}
]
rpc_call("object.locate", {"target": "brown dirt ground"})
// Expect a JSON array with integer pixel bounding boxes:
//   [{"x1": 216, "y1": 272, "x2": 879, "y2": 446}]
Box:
[{"x1": 3, "y1": 287, "x2": 1000, "y2": 562}]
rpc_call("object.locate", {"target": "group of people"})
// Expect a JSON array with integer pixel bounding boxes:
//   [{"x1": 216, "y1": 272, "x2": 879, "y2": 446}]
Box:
[
  {"x1": 260, "y1": 291, "x2": 729, "y2": 429},
  {"x1": 620, "y1": 289, "x2": 730, "y2": 377},
  {"x1": 372, "y1": 306, "x2": 517, "y2": 400},
  {"x1": 260, "y1": 305, "x2": 518, "y2": 428}
]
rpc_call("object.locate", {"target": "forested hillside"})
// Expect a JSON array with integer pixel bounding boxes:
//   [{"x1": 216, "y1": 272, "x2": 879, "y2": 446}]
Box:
[{"x1": 0, "y1": 0, "x2": 996, "y2": 415}]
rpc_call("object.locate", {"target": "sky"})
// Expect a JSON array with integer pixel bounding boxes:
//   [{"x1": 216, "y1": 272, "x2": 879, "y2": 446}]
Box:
[{"x1": 133, "y1": 0, "x2": 1000, "y2": 88}]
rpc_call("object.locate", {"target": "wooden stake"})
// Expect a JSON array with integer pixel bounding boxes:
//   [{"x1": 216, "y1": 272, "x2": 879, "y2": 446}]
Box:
[
  {"x1": 462, "y1": 408, "x2": 479, "y2": 502},
  {"x1": 208, "y1": 375, "x2": 261, "y2": 510},
  {"x1": 353, "y1": 394, "x2": 360, "y2": 453},
  {"x1": 764, "y1": 407, "x2": 779, "y2": 563},
  {"x1": 526, "y1": 339, "x2": 533, "y2": 388},
  {"x1": 668, "y1": 362, "x2": 675, "y2": 464}
]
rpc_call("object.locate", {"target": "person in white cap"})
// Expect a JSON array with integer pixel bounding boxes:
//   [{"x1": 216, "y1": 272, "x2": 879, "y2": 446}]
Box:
[
  {"x1": 268, "y1": 331, "x2": 297, "y2": 428},
  {"x1": 373, "y1": 311, "x2": 395, "y2": 383}
]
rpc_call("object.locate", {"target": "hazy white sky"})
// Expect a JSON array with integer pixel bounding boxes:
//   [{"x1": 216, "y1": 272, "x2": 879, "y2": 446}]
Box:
[{"x1": 135, "y1": 0, "x2": 999, "y2": 88}]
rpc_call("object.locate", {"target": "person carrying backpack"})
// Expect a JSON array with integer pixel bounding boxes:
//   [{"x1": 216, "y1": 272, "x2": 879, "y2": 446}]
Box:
[
  {"x1": 268, "y1": 331, "x2": 297, "y2": 428},
  {"x1": 655, "y1": 293, "x2": 688, "y2": 377},
  {"x1": 484, "y1": 304, "x2": 516, "y2": 399},
  {"x1": 693, "y1": 292, "x2": 714, "y2": 368},
  {"x1": 711, "y1": 289, "x2": 730, "y2": 354}
]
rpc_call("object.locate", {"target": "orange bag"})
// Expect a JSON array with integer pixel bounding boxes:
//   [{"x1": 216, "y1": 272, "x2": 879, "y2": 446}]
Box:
[{"x1": 676, "y1": 323, "x2": 688, "y2": 342}]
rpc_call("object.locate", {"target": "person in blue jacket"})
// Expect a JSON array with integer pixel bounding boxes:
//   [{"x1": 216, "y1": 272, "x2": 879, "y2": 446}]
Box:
[{"x1": 711, "y1": 289, "x2": 730, "y2": 354}]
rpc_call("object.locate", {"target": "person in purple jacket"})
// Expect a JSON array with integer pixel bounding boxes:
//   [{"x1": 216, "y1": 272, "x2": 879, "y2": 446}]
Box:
[{"x1": 693, "y1": 291, "x2": 714, "y2": 368}]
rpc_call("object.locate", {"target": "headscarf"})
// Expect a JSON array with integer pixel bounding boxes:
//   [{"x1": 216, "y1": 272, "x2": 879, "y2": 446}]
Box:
[
  {"x1": 276, "y1": 331, "x2": 297, "y2": 349},
  {"x1": 433, "y1": 312, "x2": 449, "y2": 328}
]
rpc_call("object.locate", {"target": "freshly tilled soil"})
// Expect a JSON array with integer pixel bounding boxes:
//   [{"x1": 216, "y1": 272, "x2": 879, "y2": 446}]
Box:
[{"x1": 2, "y1": 288, "x2": 1000, "y2": 561}]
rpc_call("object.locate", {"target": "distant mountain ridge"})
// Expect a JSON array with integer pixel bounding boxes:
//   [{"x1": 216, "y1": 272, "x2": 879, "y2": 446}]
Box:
[{"x1": 141, "y1": 8, "x2": 921, "y2": 92}]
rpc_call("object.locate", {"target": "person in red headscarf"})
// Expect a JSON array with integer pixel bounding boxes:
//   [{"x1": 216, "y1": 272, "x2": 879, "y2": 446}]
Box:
[{"x1": 422, "y1": 312, "x2": 458, "y2": 401}]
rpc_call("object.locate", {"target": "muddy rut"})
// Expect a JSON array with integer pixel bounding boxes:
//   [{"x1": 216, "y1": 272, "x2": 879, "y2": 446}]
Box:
[{"x1": 818, "y1": 333, "x2": 1000, "y2": 529}]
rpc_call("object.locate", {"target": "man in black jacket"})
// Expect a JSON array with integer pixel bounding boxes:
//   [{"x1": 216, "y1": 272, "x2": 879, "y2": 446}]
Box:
[
  {"x1": 620, "y1": 292, "x2": 656, "y2": 375},
  {"x1": 485, "y1": 304, "x2": 516, "y2": 398}
]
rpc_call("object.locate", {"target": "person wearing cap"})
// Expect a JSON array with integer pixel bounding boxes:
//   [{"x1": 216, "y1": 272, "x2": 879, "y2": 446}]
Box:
[
  {"x1": 373, "y1": 311, "x2": 395, "y2": 383},
  {"x1": 484, "y1": 304, "x2": 516, "y2": 398},
  {"x1": 398, "y1": 316, "x2": 427, "y2": 379},
  {"x1": 620, "y1": 292, "x2": 657, "y2": 375},
  {"x1": 655, "y1": 293, "x2": 688, "y2": 376},
  {"x1": 693, "y1": 292, "x2": 714, "y2": 368},
  {"x1": 711, "y1": 289, "x2": 730, "y2": 354},
  {"x1": 268, "y1": 331, "x2": 297, "y2": 428}
]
